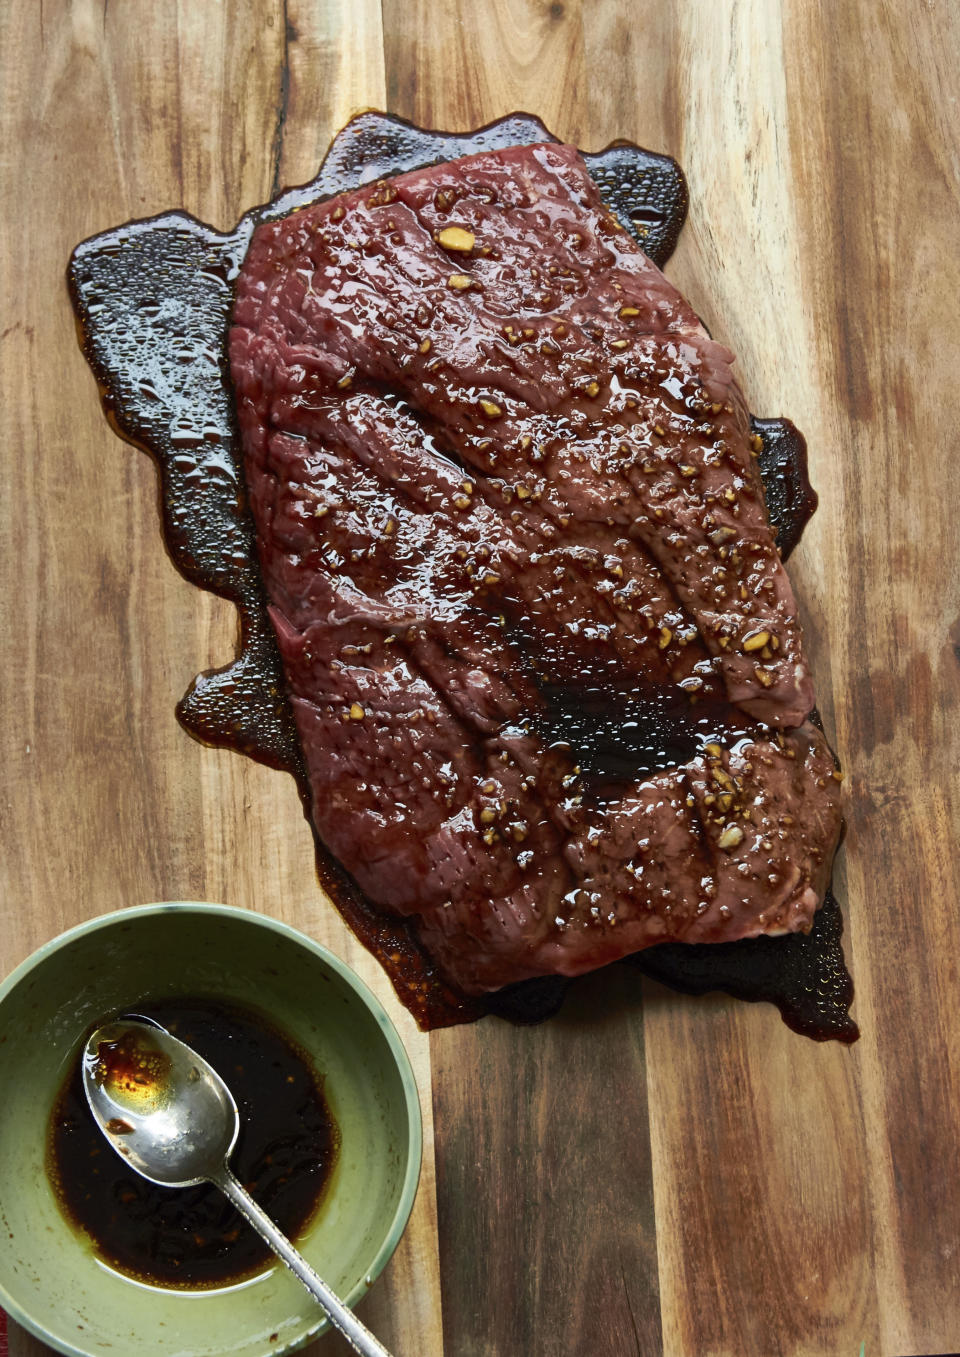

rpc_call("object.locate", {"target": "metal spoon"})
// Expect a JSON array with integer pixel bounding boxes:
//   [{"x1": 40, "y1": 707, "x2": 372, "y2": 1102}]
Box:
[{"x1": 82, "y1": 1018, "x2": 395, "y2": 1357}]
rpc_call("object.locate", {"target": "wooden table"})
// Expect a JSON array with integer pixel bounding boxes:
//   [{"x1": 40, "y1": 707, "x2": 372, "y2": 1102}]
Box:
[{"x1": 2, "y1": 3, "x2": 958, "y2": 1354}]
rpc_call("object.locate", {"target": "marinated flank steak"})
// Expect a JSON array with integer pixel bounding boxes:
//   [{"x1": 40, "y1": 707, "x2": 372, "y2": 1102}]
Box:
[{"x1": 229, "y1": 142, "x2": 842, "y2": 995}]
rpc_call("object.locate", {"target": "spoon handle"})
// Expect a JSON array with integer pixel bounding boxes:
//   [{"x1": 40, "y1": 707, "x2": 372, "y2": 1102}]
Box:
[{"x1": 213, "y1": 1167, "x2": 396, "y2": 1357}]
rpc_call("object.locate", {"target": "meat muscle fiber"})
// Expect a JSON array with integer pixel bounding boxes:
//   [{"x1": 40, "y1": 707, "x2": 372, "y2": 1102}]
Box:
[{"x1": 229, "y1": 142, "x2": 842, "y2": 995}]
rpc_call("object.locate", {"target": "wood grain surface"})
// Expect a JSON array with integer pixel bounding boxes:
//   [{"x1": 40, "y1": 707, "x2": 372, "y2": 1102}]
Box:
[{"x1": 1, "y1": 3, "x2": 958, "y2": 1355}]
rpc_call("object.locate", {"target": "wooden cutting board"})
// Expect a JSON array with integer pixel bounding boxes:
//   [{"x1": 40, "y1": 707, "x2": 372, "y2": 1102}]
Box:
[{"x1": 2, "y1": 3, "x2": 958, "y2": 1354}]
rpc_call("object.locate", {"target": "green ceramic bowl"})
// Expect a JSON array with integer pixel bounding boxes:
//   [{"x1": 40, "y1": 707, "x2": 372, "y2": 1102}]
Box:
[{"x1": 0, "y1": 903, "x2": 421, "y2": 1357}]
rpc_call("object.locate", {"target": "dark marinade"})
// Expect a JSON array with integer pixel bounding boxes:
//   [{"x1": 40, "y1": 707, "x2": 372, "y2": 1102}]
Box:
[
  {"x1": 67, "y1": 111, "x2": 856, "y2": 1042},
  {"x1": 48, "y1": 998, "x2": 339, "y2": 1288}
]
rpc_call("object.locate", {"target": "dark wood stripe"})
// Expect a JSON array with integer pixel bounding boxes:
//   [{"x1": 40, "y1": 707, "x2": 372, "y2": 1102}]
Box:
[{"x1": 431, "y1": 968, "x2": 663, "y2": 1356}]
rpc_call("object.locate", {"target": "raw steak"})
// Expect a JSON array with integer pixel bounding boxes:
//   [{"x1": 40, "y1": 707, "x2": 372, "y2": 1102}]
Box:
[{"x1": 229, "y1": 141, "x2": 842, "y2": 995}]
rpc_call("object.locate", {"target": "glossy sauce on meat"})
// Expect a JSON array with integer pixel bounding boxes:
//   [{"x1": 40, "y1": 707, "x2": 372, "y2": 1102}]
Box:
[
  {"x1": 48, "y1": 999, "x2": 339, "y2": 1288},
  {"x1": 67, "y1": 112, "x2": 856, "y2": 1041}
]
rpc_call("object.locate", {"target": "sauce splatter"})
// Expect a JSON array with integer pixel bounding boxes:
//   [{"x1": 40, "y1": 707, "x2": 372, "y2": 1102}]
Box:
[{"x1": 67, "y1": 111, "x2": 855, "y2": 1042}]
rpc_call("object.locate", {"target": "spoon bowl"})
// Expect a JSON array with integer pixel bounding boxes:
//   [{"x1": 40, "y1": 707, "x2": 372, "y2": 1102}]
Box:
[{"x1": 83, "y1": 1020, "x2": 238, "y2": 1187}]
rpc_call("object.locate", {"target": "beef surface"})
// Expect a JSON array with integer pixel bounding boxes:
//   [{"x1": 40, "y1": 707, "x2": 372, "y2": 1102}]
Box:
[{"x1": 230, "y1": 142, "x2": 842, "y2": 995}]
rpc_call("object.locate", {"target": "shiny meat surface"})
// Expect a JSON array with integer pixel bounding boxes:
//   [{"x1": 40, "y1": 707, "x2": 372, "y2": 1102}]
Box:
[{"x1": 230, "y1": 142, "x2": 842, "y2": 994}]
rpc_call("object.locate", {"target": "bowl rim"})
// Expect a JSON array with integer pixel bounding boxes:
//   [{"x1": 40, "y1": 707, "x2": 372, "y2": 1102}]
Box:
[{"x1": 0, "y1": 900, "x2": 424, "y2": 1357}]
